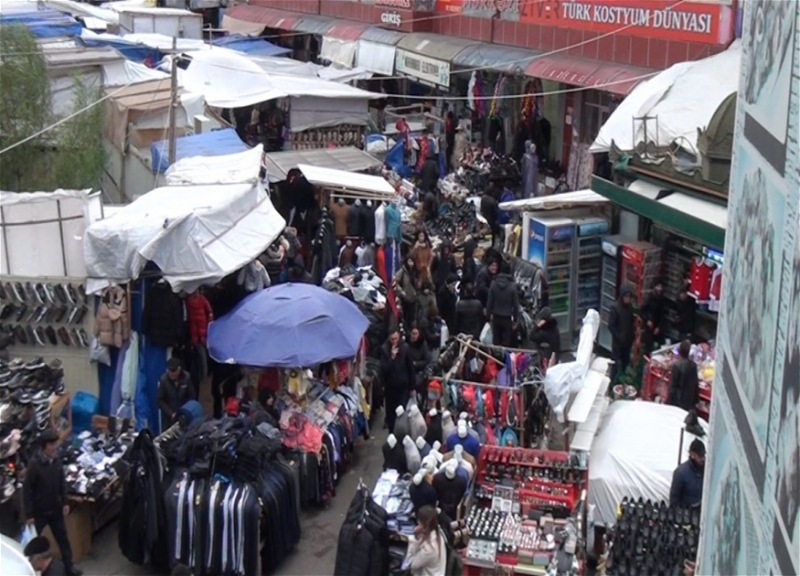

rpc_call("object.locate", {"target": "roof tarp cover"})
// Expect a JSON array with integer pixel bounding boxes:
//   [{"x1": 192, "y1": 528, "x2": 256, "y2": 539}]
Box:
[
  {"x1": 397, "y1": 33, "x2": 478, "y2": 62},
  {"x1": 320, "y1": 36, "x2": 357, "y2": 68},
  {"x1": 166, "y1": 145, "x2": 263, "y2": 186},
  {"x1": 0, "y1": 8, "x2": 82, "y2": 38},
  {"x1": 0, "y1": 189, "x2": 101, "y2": 278},
  {"x1": 298, "y1": 164, "x2": 394, "y2": 196},
  {"x1": 84, "y1": 182, "x2": 286, "y2": 294},
  {"x1": 264, "y1": 147, "x2": 381, "y2": 182},
  {"x1": 453, "y1": 43, "x2": 540, "y2": 74},
  {"x1": 500, "y1": 189, "x2": 608, "y2": 211},
  {"x1": 591, "y1": 41, "x2": 742, "y2": 153},
  {"x1": 220, "y1": 13, "x2": 266, "y2": 36},
  {"x1": 589, "y1": 401, "x2": 707, "y2": 527},
  {"x1": 212, "y1": 34, "x2": 291, "y2": 57},
  {"x1": 359, "y1": 26, "x2": 405, "y2": 45},
  {"x1": 102, "y1": 59, "x2": 168, "y2": 86},
  {"x1": 292, "y1": 14, "x2": 334, "y2": 35},
  {"x1": 356, "y1": 40, "x2": 395, "y2": 76},
  {"x1": 223, "y1": 5, "x2": 298, "y2": 31},
  {"x1": 150, "y1": 128, "x2": 249, "y2": 174},
  {"x1": 105, "y1": 78, "x2": 178, "y2": 151}
]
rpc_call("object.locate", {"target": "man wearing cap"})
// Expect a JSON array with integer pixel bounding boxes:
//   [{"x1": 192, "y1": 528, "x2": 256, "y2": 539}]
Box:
[
  {"x1": 23, "y1": 430, "x2": 80, "y2": 576},
  {"x1": 24, "y1": 536, "x2": 68, "y2": 576},
  {"x1": 157, "y1": 357, "x2": 196, "y2": 429},
  {"x1": 669, "y1": 439, "x2": 706, "y2": 508}
]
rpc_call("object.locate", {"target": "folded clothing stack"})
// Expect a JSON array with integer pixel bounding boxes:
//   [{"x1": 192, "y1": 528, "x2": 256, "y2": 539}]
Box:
[{"x1": 59, "y1": 428, "x2": 136, "y2": 498}]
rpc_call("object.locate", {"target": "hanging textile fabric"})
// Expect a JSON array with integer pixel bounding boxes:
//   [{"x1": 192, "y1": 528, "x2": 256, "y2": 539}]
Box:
[{"x1": 333, "y1": 480, "x2": 390, "y2": 576}]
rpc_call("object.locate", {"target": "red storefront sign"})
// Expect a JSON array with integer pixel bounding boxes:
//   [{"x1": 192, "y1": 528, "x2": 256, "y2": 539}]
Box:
[{"x1": 435, "y1": 0, "x2": 732, "y2": 45}]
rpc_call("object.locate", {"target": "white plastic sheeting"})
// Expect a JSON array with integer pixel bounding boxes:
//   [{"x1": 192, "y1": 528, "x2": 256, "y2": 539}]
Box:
[
  {"x1": 102, "y1": 59, "x2": 168, "y2": 86},
  {"x1": 290, "y1": 96, "x2": 369, "y2": 131},
  {"x1": 591, "y1": 41, "x2": 741, "y2": 154},
  {"x1": 165, "y1": 145, "x2": 263, "y2": 186},
  {"x1": 83, "y1": 182, "x2": 285, "y2": 294},
  {"x1": 320, "y1": 37, "x2": 357, "y2": 68},
  {"x1": 589, "y1": 401, "x2": 708, "y2": 527},
  {"x1": 357, "y1": 40, "x2": 396, "y2": 76},
  {"x1": 0, "y1": 190, "x2": 103, "y2": 278},
  {"x1": 499, "y1": 189, "x2": 609, "y2": 212},
  {"x1": 298, "y1": 164, "x2": 395, "y2": 196},
  {"x1": 544, "y1": 309, "x2": 602, "y2": 423}
]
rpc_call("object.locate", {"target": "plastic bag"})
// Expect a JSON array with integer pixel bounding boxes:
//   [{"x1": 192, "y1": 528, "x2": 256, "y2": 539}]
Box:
[
  {"x1": 19, "y1": 523, "x2": 36, "y2": 547},
  {"x1": 89, "y1": 336, "x2": 111, "y2": 366},
  {"x1": 479, "y1": 322, "x2": 492, "y2": 345}
]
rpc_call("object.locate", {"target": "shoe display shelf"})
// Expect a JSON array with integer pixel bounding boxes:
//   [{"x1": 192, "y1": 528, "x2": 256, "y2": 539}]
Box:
[
  {"x1": 461, "y1": 447, "x2": 588, "y2": 575},
  {"x1": 620, "y1": 242, "x2": 662, "y2": 364}
]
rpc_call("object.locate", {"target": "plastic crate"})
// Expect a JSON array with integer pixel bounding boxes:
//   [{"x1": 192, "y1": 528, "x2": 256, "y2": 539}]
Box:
[{"x1": 642, "y1": 359, "x2": 671, "y2": 402}]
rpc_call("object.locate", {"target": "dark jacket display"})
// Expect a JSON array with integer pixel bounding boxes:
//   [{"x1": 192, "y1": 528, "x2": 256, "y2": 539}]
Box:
[
  {"x1": 23, "y1": 451, "x2": 67, "y2": 518},
  {"x1": 675, "y1": 297, "x2": 697, "y2": 337},
  {"x1": 669, "y1": 459, "x2": 704, "y2": 507},
  {"x1": 454, "y1": 296, "x2": 484, "y2": 339},
  {"x1": 668, "y1": 358, "x2": 700, "y2": 411},
  {"x1": 359, "y1": 202, "x2": 376, "y2": 243},
  {"x1": 408, "y1": 338, "x2": 432, "y2": 373},
  {"x1": 382, "y1": 440, "x2": 408, "y2": 473},
  {"x1": 409, "y1": 479, "x2": 438, "y2": 514},
  {"x1": 142, "y1": 281, "x2": 187, "y2": 347},
  {"x1": 380, "y1": 341, "x2": 416, "y2": 392},
  {"x1": 157, "y1": 370, "x2": 196, "y2": 425},
  {"x1": 486, "y1": 274, "x2": 520, "y2": 320},
  {"x1": 608, "y1": 289, "x2": 635, "y2": 351},
  {"x1": 531, "y1": 307, "x2": 561, "y2": 356},
  {"x1": 433, "y1": 472, "x2": 467, "y2": 521},
  {"x1": 347, "y1": 203, "x2": 361, "y2": 237},
  {"x1": 334, "y1": 485, "x2": 389, "y2": 576}
]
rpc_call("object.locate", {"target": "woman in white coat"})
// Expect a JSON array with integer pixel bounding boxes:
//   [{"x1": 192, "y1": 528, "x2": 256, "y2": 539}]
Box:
[{"x1": 405, "y1": 506, "x2": 447, "y2": 576}]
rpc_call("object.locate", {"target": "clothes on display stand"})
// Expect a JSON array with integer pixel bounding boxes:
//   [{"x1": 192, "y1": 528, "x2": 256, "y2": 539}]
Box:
[
  {"x1": 142, "y1": 280, "x2": 187, "y2": 348},
  {"x1": 334, "y1": 480, "x2": 390, "y2": 576}
]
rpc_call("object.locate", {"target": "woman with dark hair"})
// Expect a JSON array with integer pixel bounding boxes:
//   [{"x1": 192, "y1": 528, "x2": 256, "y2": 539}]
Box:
[
  {"x1": 395, "y1": 257, "x2": 419, "y2": 330},
  {"x1": 405, "y1": 505, "x2": 447, "y2": 576},
  {"x1": 411, "y1": 230, "x2": 434, "y2": 285}
]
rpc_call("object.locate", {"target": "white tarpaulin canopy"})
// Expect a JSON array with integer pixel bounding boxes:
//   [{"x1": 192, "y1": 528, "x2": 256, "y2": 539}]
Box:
[
  {"x1": 298, "y1": 164, "x2": 395, "y2": 196},
  {"x1": 591, "y1": 41, "x2": 741, "y2": 154},
  {"x1": 83, "y1": 182, "x2": 285, "y2": 293},
  {"x1": 589, "y1": 401, "x2": 708, "y2": 527},
  {"x1": 320, "y1": 36, "x2": 357, "y2": 68},
  {"x1": 500, "y1": 189, "x2": 609, "y2": 211},
  {"x1": 165, "y1": 145, "x2": 263, "y2": 185}
]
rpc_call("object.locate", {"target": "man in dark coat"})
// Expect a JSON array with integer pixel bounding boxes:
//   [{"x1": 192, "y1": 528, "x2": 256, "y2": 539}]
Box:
[
  {"x1": 668, "y1": 339, "x2": 700, "y2": 411},
  {"x1": 432, "y1": 241, "x2": 456, "y2": 291},
  {"x1": 640, "y1": 278, "x2": 667, "y2": 354},
  {"x1": 380, "y1": 329, "x2": 416, "y2": 433},
  {"x1": 420, "y1": 154, "x2": 440, "y2": 195},
  {"x1": 608, "y1": 286, "x2": 635, "y2": 382},
  {"x1": 675, "y1": 286, "x2": 697, "y2": 340},
  {"x1": 23, "y1": 430, "x2": 81, "y2": 576},
  {"x1": 461, "y1": 237, "x2": 478, "y2": 285},
  {"x1": 530, "y1": 306, "x2": 561, "y2": 361},
  {"x1": 25, "y1": 536, "x2": 69, "y2": 576},
  {"x1": 475, "y1": 258, "x2": 499, "y2": 309},
  {"x1": 437, "y1": 274, "x2": 458, "y2": 335},
  {"x1": 454, "y1": 282, "x2": 484, "y2": 339},
  {"x1": 157, "y1": 357, "x2": 196, "y2": 428},
  {"x1": 670, "y1": 439, "x2": 705, "y2": 507},
  {"x1": 486, "y1": 271, "x2": 520, "y2": 347},
  {"x1": 480, "y1": 185, "x2": 500, "y2": 247}
]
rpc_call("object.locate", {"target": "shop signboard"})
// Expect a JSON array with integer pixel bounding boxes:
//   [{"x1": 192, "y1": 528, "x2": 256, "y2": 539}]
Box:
[
  {"x1": 373, "y1": 0, "x2": 436, "y2": 9},
  {"x1": 394, "y1": 48, "x2": 450, "y2": 87},
  {"x1": 435, "y1": 0, "x2": 733, "y2": 44},
  {"x1": 380, "y1": 10, "x2": 403, "y2": 26}
]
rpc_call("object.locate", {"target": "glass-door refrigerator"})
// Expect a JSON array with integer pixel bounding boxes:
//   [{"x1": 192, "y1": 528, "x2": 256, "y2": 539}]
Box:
[
  {"x1": 526, "y1": 216, "x2": 575, "y2": 351},
  {"x1": 573, "y1": 217, "x2": 609, "y2": 333},
  {"x1": 598, "y1": 235, "x2": 631, "y2": 352}
]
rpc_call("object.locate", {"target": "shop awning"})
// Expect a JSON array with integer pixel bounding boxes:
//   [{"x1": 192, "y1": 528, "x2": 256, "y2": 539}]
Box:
[
  {"x1": 397, "y1": 33, "x2": 478, "y2": 62},
  {"x1": 359, "y1": 26, "x2": 405, "y2": 46},
  {"x1": 499, "y1": 189, "x2": 609, "y2": 211},
  {"x1": 292, "y1": 14, "x2": 335, "y2": 35},
  {"x1": 525, "y1": 55, "x2": 656, "y2": 96},
  {"x1": 298, "y1": 164, "x2": 395, "y2": 197},
  {"x1": 320, "y1": 36, "x2": 357, "y2": 68},
  {"x1": 326, "y1": 21, "x2": 369, "y2": 41},
  {"x1": 592, "y1": 176, "x2": 726, "y2": 249},
  {"x1": 357, "y1": 39, "x2": 396, "y2": 76},
  {"x1": 452, "y1": 43, "x2": 542, "y2": 75},
  {"x1": 263, "y1": 146, "x2": 382, "y2": 183},
  {"x1": 223, "y1": 5, "x2": 298, "y2": 32}
]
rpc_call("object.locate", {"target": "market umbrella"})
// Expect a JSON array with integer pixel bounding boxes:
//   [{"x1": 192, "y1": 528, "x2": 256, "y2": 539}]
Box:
[{"x1": 207, "y1": 283, "x2": 369, "y2": 368}]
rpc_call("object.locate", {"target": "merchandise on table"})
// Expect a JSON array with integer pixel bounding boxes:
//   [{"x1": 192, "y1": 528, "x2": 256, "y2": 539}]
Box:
[
  {"x1": 286, "y1": 125, "x2": 366, "y2": 150},
  {"x1": 60, "y1": 426, "x2": 135, "y2": 499},
  {"x1": 643, "y1": 342, "x2": 715, "y2": 416},
  {"x1": 604, "y1": 497, "x2": 700, "y2": 576}
]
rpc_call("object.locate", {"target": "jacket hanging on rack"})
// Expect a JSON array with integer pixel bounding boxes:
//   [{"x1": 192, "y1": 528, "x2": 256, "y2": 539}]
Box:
[{"x1": 333, "y1": 481, "x2": 389, "y2": 576}]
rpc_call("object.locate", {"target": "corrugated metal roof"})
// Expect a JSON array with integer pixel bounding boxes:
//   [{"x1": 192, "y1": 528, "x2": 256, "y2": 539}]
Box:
[
  {"x1": 452, "y1": 43, "x2": 541, "y2": 74},
  {"x1": 396, "y1": 33, "x2": 478, "y2": 62},
  {"x1": 359, "y1": 26, "x2": 405, "y2": 45}
]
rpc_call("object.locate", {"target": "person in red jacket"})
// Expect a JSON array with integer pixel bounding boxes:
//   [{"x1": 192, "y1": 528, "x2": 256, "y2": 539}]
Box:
[{"x1": 186, "y1": 291, "x2": 213, "y2": 345}]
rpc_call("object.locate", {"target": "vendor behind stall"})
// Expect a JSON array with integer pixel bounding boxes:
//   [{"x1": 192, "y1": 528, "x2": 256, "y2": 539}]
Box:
[{"x1": 157, "y1": 357, "x2": 196, "y2": 428}]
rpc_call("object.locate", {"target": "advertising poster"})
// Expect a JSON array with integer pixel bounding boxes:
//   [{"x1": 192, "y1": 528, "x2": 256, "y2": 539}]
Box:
[
  {"x1": 698, "y1": 0, "x2": 800, "y2": 574},
  {"x1": 527, "y1": 218, "x2": 546, "y2": 268}
]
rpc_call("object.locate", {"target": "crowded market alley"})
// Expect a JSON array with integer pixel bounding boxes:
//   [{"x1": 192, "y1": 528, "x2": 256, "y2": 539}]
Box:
[{"x1": 0, "y1": 0, "x2": 798, "y2": 576}]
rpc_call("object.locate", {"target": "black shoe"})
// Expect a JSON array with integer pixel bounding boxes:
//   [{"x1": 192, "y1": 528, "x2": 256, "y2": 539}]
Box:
[
  {"x1": 53, "y1": 306, "x2": 68, "y2": 323},
  {"x1": 45, "y1": 326, "x2": 58, "y2": 346},
  {"x1": 54, "y1": 284, "x2": 68, "y2": 305},
  {"x1": 57, "y1": 327, "x2": 71, "y2": 346},
  {"x1": 72, "y1": 306, "x2": 88, "y2": 325}
]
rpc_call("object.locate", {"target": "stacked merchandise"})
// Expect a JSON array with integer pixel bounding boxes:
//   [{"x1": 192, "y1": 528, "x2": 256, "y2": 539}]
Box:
[
  {"x1": 372, "y1": 469, "x2": 415, "y2": 537},
  {"x1": 0, "y1": 357, "x2": 69, "y2": 502},
  {"x1": 59, "y1": 426, "x2": 136, "y2": 499},
  {"x1": 124, "y1": 417, "x2": 302, "y2": 576},
  {"x1": 334, "y1": 480, "x2": 390, "y2": 576},
  {"x1": 0, "y1": 281, "x2": 90, "y2": 348},
  {"x1": 605, "y1": 498, "x2": 700, "y2": 576},
  {"x1": 286, "y1": 125, "x2": 365, "y2": 150},
  {"x1": 642, "y1": 342, "x2": 716, "y2": 418},
  {"x1": 464, "y1": 447, "x2": 588, "y2": 574}
]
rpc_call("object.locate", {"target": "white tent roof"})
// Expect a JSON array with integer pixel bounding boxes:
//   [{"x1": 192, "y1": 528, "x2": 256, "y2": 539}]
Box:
[
  {"x1": 165, "y1": 145, "x2": 263, "y2": 186},
  {"x1": 102, "y1": 59, "x2": 168, "y2": 86},
  {"x1": 589, "y1": 401, "x2": 708, "y2": 527},
  {"x1": 298, "y1": 164, "x2": 395, "y2": 196},
  {"x1": 591, "y1": 41, "x2": 741, "y2": 154},
  {"x1": 83, "y1": 181, "x2": 285, "y2": 293},
  {"x1": 499, "y1": 189, "x2": 608, "y2": 212}
]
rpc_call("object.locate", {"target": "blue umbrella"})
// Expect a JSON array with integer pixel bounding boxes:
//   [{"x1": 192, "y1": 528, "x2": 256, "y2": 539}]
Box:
[{"x1": 208, "y1": 283, "x2": 369, "y2": 368}]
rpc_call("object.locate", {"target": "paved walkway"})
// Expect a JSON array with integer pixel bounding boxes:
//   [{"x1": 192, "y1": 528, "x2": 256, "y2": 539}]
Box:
[{"x1": 80, "y1": 415, "x2": 387, "y2": 576}]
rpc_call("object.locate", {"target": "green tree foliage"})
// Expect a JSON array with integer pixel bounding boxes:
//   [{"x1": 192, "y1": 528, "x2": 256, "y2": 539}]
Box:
[{"x1": 0, "y1": 24, "x2": 106, "y2": 192}]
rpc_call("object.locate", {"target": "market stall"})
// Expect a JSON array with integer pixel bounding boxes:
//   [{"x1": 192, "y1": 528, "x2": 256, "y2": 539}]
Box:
[{"x1": 642, "y1": 341, "x2": 716, "y2": 419}]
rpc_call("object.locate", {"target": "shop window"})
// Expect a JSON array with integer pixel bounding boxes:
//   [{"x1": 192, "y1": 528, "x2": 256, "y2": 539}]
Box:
[{"x1": 580, "y1": 90, "x2": 613, "y2": 144}]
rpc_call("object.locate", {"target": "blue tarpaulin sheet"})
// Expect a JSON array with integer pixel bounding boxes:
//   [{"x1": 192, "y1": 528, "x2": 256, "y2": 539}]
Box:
[
  {"x1": 81, "y1": 34, "x2": 162, "y2": 64},
  {"x1": 150, "y1": 128, "x2": 249, "y2": 174},
  {"x1": 211, "y1": 34, "x2": 291, "y2": 57},
  {"x1": 0, "y1": 9, "x2": 83, "y2": 38}
]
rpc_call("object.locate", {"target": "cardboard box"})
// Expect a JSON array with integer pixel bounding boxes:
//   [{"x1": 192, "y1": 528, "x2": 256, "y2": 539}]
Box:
[{"x1": 41, "y1": 503, "x2": 93, "y2": 563}]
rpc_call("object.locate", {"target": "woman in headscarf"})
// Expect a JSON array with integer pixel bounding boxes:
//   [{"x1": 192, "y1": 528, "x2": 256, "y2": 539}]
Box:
[
  {"x1": 522, "y1": 141, "x2": 539, "y2": 199},
  {"x1": 411, "y1": 230, "x2": 434, "y2": 285}
]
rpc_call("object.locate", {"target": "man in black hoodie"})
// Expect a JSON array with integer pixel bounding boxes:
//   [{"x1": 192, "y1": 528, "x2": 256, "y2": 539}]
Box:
[
  {"x1": 608, "y1": 286, "x2": 635, "y2": 382},
  {"x1": 475, "y1": 258, "x2": 499, "y2": 309},
  {"x1": 437, "y1": 274, "x2": 459, "y2": 334},
  {"x1": 641, "y1": 279, "x2": 667, "y2": 354},
  {"x1": 531, "y1": 306, "x2": 561, "y2": 362},
  {"x1": 454, "y1": 282, "x2": 484, "y2": 339},
  {"x1": 23, "y1": 430, "x2": 81, "y2": 576},
  {"x1": 480, "y1": 185, "x2": 500, "y2": 247},
  {"x1": 380, "y1": 329, "x2": 416, "y2": 433},
  {"x1": 675, "y1": 286, "x2": 697, "y2": 341},
  {"x1": 486, "y1": 271, "x2": 520, "y2": 346},
  {"x1": 461, "y1": 238, "x2": 478, "y2": 285}
]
